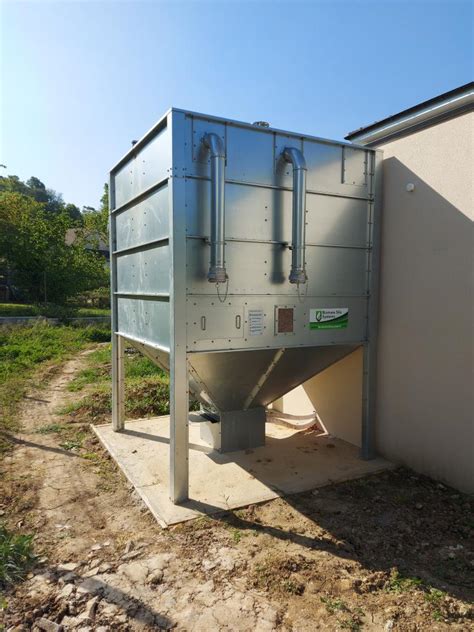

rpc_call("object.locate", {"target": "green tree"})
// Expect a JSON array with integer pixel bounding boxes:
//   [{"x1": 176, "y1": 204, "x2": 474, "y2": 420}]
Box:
[
  {"x1": 100, "y1": 182, "x2": 109, "y2": 213},
  {"x1": 0, "y1": 175, "x2": 29, "y2": 196},
  {"x1": 0, "y1": 175, "x2": 76, "y2": 218},
  {"x1": 24, "y1": 176, "x2": 64, "y2": 214},
  {"x1": 82, "y1": 183, "x2": 109, "y2": 243},
  {"x1": 64, "y1": 203, "x2": 82, "y2": 223},
  {"x1": 0, "y1": 192, "x2": 108, "y2": 303}
]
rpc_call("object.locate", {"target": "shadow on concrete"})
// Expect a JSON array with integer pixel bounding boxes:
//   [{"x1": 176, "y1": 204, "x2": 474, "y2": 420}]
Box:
[{"x1": 121, "y1": 428, "x2": 212, "y2": 454}]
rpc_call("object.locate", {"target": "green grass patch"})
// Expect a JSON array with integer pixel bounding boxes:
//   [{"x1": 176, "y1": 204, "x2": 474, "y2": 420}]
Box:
[
  {"x1": 60, "y1": 375, "x2": 174, "y2": 423},
  {"x1": 66, "y1": 346, "x2": 160, "y2": 393},
  {"x1": 61, "y1": 345, "x2": 195, "y2": 424},
  {"x1": 74, "y1": 307, "x2": 110, "y2": 317},
  {"x1": 0, "y1": 322, "x2": 110, "y2": 452},
  {"x1": 0, "y1": 302, "x2": 110, "y2": 319},
  {"x1": 0, "y1": 303, "x2": 39, "y2": 317},
  {"x1": 59, "y1": 400, "x2": 85, "y2": 415},
  {"x1": 67, "y1": 366, "x2": 105, "y2": 392},
  {"x1": 125, "y1": 355, "x2": 163, "y2": 378},
  {"x1": 0, "y1": 524, "x2": 36, "y2": 588}
]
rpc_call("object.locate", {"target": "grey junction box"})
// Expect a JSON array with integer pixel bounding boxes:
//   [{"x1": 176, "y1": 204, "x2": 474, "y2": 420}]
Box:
[{"x1": 109, "y1": 108, "x2": 382, "y2": 504}]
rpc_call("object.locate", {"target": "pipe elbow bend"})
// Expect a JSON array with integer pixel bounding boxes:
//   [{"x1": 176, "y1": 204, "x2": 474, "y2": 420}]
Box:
[
  {"x1": 283, "y1": 147, "x2": 307, "y2": 171},
  {"x1": 202, "y1": 133, "x2": 225, "y2": 159}
]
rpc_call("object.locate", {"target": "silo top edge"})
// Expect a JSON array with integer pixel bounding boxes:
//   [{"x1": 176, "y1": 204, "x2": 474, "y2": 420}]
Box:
[{"x1": 109, "y1": 107, "x2": 375, "y2": 176}]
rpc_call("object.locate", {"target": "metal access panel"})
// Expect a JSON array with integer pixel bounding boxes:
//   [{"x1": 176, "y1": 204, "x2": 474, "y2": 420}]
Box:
[{"x1": 109, "y1": 108, "x2": 382, "y2": 503}]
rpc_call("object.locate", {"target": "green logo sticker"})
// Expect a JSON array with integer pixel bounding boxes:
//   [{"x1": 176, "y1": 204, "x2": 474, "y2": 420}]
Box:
[{"x1": 309, "y1": 308, "x2": 348, "y2": 330}]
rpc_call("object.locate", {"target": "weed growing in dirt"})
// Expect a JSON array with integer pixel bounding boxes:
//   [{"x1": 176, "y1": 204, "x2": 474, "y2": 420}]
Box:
[
  {"x1": 321, "y1": 597, "x2": 364, "y2": 630},
  {"x1": 0, "y1": 525, "x2": 36, "y2": 587},
  {"x1": 232, "y1": 529, "x2": 244, "y2": 544},
  {"x1": 281, "y1": 578, "x2": 305, "y2": 595},
  {"x1": 340, "y1": 615, "x2": 363, "y2": 631},
  {"x1": 35, "y1": 423, "x2": 67, "y2": 434},
  {"x1": 424, "y1": 587, "x2": 446, "y2": 604},
  {"x1": 424, "y1": 588, "x2": 447, "y2": 621},
  {"x1": 58, "y1": 426, "x2": 88, "y2": 452},
  {"x1": 321, "y1": 596, "x2": 347, "y2": 614},
  {"x1": 59, "y1": 439, "x2": 83, "y2": 451},
  {"x1": 386, "y1": 569, "x2": 423, "y2": 593}
]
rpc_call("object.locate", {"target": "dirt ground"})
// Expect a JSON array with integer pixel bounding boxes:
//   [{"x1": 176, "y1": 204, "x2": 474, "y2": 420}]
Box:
[{"x1": 1, "y1": 351, "x2": 473, "y2": 631}]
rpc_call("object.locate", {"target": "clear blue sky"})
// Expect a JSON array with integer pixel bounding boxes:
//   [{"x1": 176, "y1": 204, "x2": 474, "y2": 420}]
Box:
[{"x1": 1, "y1": 0, "x2": 472, "y2": 209}]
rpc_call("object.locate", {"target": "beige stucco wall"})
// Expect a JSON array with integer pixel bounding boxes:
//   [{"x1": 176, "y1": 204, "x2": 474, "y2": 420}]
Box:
[
  {"x1": 373, "y1": 111, "x2": 473, "y2": 493},
  {"x1": 273, "y1": 349, "x2": 364, "y2": 447},
  {"x1": 271, "y1": 348, "x2": 363, "y2": 448},
  {"x1": 274, "y1": 111, "x2": 474, "y2": 493}
]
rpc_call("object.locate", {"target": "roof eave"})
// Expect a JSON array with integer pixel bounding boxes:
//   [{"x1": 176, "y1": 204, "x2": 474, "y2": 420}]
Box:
[{"x1": 345, "y1": 82, "x2": 474, "y2": 146}]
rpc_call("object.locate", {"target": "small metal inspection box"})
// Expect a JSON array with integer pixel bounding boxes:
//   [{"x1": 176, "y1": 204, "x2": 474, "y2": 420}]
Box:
[{"x1": 109, "y1": 109, "x2": 382, "y2": 504}]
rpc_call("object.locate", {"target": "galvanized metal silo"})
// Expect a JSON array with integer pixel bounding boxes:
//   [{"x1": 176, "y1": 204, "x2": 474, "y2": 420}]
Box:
[{"x1": 109, "y1": 109, "x2": 382, "y2": 504}]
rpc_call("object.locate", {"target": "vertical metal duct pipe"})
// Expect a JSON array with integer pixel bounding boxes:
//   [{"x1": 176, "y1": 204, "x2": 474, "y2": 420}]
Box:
[
  {"x1": 202, "y1": 133, "x2": 227, "y2": 283},
  {"x1": 283, "y1": 147, "x2": 308, "y2": 284}
]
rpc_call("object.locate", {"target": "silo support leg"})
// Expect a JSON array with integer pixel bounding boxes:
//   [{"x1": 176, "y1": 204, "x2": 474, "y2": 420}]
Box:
[
  {"x1": 170, "y1": 349, "x2": 189, "y2": 504},
  {"x1": 111, "y1": 333, "x2": 125, "y2": 431},
  {"x1": 361, "y1": 343, "x2": 376, "y2": 460}
]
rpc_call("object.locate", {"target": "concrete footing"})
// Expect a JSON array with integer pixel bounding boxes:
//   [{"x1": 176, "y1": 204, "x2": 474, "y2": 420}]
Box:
[{"x1": 93, "y1": 414, "x2": 393, "y2": 527}]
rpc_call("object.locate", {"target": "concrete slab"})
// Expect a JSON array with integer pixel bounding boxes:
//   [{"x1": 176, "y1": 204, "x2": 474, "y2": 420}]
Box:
[{"x1": 93, "y1": 416, "x2": 393, "y2": 527}]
